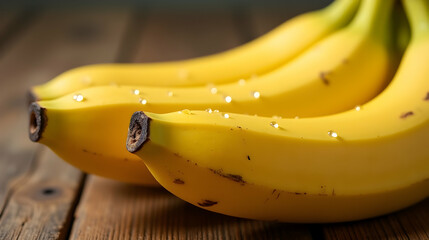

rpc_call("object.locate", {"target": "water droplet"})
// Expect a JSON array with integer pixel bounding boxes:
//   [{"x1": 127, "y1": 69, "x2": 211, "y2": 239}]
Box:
[
  {"x1": 181, "y1": 109, "x2": 191, "y2": 114},
  {"x1": 224, "y1": 96, "x2": 232, "y2": 103},
  {"x1": 238, "y1": 79, "x2": 246, "y2": 86},
  {"x1": 251, "y1": 91, "x2": 260, "y2": 99},
  {"x1": 222, "y1": 113, "x2": 230, "y2": 119},
  {"x1": 73, "y1": 94, "x2": 85, "y2": 102},
  {"x1": 294, "y1": 116, "x2": 300, "y2": 119},
  {"x1": 139, "y1": 98, "x2": 147, "y2": 105},
  {"x1": 210, "y1": 87, "x2": 218, "y2": 94},
  {"x1": 355, "y1": 105, "x2": 361, "y2": 111},
  {"x1": 213, "y1": 110, "x2": 219, "y2": 113},
  {"x1": 205, "y1": 108, "x2": 213, "y2": 113},
  {"x1": 272, "y1": 115, "x2": 282, "y2": 119},
  {"x1": 132, "y1": 89, "x2": 140, "y2": 95},
  {"x1": 167, "y1": 91, "x2": 174, "y2": 97},
  {"x1": 328, "y1": 130, "x2": 338, "y2": 138},
  {"x1": 270, "y1": 121, "x2": 279, "y2": 128}
]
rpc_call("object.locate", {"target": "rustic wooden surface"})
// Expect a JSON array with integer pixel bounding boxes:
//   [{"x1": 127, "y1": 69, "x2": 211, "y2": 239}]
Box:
[{"x1": 0, "y1": 4, "x2": 427, "y2": 240}]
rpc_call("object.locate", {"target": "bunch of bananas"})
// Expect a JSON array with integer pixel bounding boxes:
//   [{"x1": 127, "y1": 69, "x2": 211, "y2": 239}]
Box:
[{"x1": 28, "y1": 0, "x2": 429, "y2": 223}]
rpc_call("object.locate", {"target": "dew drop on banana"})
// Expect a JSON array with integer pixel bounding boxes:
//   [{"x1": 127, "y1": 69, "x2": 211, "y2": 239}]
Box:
[
  {"x1": 167, "y1": 91, "x2": 174, "y2": 97},
  {"x1": 251, "y1": 91, "x2": 260, "y2": 99},
  {"x1": 73, "y1": 94, "x2": 85, "y2": 102},
  {"x1": 224, "y1": 95, "x2": 232, "y2": 103},
  {"x1": 205, "y1": 108, "x2": 213, "y2": 113},
  {"x1": 270, "y1": 121, "x2": 279, "y2": 128},
  {"x1": 222, "y1": 113, "x2": 230, "y2": 119},
  {"x1": 238, "y1": 79, "x2": 246, "y2": 86},
  {"x1": 139, "y1": 98, "x2": 147, "y2": 105},
  {"x1": 132, "y1": 89, "x2": 140, "y2": 95},
  {"x1": 181, "y1": 109, "x2": 191, "y2": 115},
  {"x1": 355, "y1": 105, "x2": 361, "y2": 111},
  {"x1": 328, "y1": 130, "x2": 338, "y2": 138},
  {"x1": 210, "y1": 87, "x2": 218, "y2": 94},
  {"x1": 213, "y1": 109, "x2": 219, "y2": 113}
]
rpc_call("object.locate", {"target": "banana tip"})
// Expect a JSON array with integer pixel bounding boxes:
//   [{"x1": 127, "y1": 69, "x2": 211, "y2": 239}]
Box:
[
  {"x1": 126, "y1": 111, "x2": 150, "y2": 153},
  {"x1": 29, "y1": 102, "x2": 46, "y2": 142}
]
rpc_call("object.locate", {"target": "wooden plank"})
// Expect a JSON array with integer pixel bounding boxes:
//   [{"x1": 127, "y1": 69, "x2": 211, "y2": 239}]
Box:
[
  {"x1": 131, "y1": 9, "x2": 244, "y2": 62},
  {"x1": 0, "y1": 148, "x2": 83, "y2": 240},
  {"x1": 322, "y1": 199, "x2": 429, "y2": 240},
  {"x1": 0, "y1": 8, "x2": 132, "y2": 239},
  {"x1": 0, "y1": 8, "x2": 131, "y2": 109},
  {"x1": 70, "y1": 176, "x2": 313, "y2": 240}
]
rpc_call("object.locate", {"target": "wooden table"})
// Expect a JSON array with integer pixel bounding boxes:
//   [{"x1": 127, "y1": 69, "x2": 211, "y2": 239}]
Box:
[{"x1": 0, "y1": 4, "x2": 428, "y2": 240}]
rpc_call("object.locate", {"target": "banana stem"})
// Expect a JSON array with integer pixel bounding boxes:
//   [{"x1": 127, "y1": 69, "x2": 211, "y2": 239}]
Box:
[
  {"x1": 350, "y1": 0, "x2": 394, "y2": 42},
  {"x1": 127, "y1": 111, "x2": 150, "y2": 153},
  {"x1": 29, "y1": 103, "x2": 47, "y2": 142},
  {"x1": 323, "y1": 0, "x2": 360, "y2": 23},
  {"x1": 402, "y1": 0, "x2": 429, "y2": 39}
]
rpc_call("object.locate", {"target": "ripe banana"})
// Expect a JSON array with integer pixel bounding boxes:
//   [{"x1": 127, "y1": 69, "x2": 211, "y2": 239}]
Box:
[
  {"x1": 29, "y1": 0, "x2": 359, "y2": 102},
  {"x1": 28, "y1": 0, "x2": 395, "y2": 185},
  {"x1": 126, "y1": 0, "x2": 429, "y2": 223}
]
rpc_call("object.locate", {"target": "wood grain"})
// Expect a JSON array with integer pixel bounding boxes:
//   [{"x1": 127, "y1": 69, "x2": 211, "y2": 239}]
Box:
[
  {"x1": 0, "y1": 8, "x2": 132, "y2": 239},
  {"x1": 0, "y1": 8, "x2": 132, "y2": 109},
  {"x1": 70, "y1": 176, "x2": 313, "y2": 240},
  {"x1": 322, "y1": 199, "x2": 429, "y2": 240},
  {"x1": 0, "y1": 148, "x2": 83, "y2": 240}
]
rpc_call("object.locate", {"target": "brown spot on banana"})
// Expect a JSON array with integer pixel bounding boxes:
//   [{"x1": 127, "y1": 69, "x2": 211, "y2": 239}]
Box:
[
  {"x1": 320, "y1": 71, "x2": 330, "y2": 85},
  {"x1": 198, "y1": 200, "x2": 217, "y2": 207},
  {"x1": 173, "y1": 179, "x2": 185, "y2": 184},
  {"x1": 209, "y1": 169, "x2": 246, "y2": 185},
  {"x1": 400, "y1": 111, "x2": 414, "y2": 119}
]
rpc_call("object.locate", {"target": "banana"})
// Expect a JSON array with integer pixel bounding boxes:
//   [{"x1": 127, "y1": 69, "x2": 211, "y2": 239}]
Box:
[
  {"x1": 28, "y1": 0, "x2": 395, "y2": 186},
  {"x1": 29, "y1": 0, "x2": 359, "y2": 102},
  {"x1": 125, "y1": 0, "x2": 429, "y2": 223}
]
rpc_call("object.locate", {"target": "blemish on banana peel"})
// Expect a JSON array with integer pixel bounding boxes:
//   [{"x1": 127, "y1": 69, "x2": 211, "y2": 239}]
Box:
[
  {"x1": 198, "y1": 200, "x2": 217, "y2": 207},
  {"x1": 209, "y1": 169, "x2": 246, "y2": 185},
  {"x1": 424, "y1": 92, "x2": 429, "y2": 100},
  {"x1": 247, "y1": 155, "x2": 251, "y2": 160},
  {"x1": 270, "y1": 189, "x2": 281, "y2": 199},
  {"x1": 400, "y1": 111, "x2": 414, "y2": 119},
  {"x1": 320, "y1": 71, "x2": 330, "y2": 85},
  {"x1": 173, "y1": 178, "x2": 185, "y2": 184},
  {"x1": 82, "y1": 149, "x2": 102, "y2": 156}
]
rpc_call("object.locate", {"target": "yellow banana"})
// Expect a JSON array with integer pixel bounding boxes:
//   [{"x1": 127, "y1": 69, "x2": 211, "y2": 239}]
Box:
[
  {"x1": 126, "y1": 0, "x2": 429, "y2": 223},
  {"x1": 30, "y1": 0, "x2": 359, "y2": 102},
  {"x1": 28, "y1": 0, "x2": 395, "y2": 186}
]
